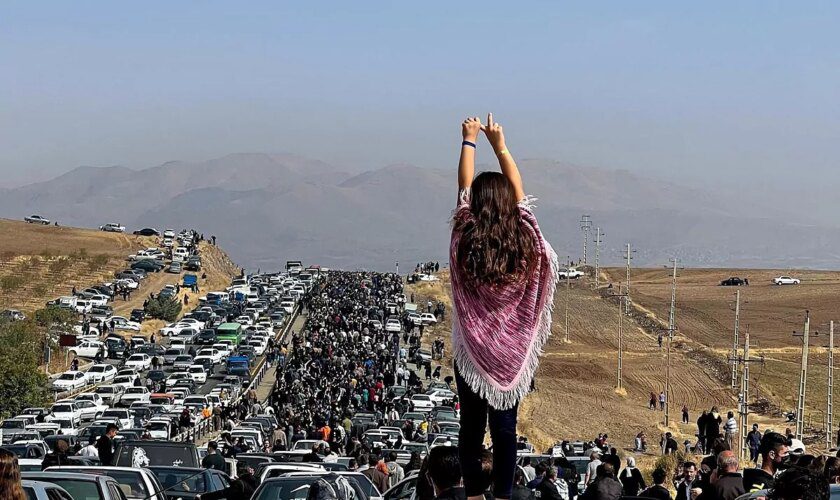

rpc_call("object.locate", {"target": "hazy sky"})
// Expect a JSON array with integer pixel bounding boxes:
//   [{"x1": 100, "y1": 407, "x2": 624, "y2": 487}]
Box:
[{"x1": 2, "y1": 1, "x2": 839, "y2": 188}]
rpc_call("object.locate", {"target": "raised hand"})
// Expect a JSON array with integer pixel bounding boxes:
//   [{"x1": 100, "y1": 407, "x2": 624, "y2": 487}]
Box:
[
  {"x1": 462, "y1": 117, "x2": 482, "y2": 142},
  {"x1": 480, "y1": 112, "x2": 506, "y2": 153}
]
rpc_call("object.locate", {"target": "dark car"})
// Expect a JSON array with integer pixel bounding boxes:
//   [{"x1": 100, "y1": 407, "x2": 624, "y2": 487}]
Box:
[
  {"x1": 137, "y1": 344, "x2": 166, "y2": 357},
  {"x1": 133, "y1": 228, "x2": 160, "y2": 236},
  {"x1": 147, "y1": 370, "x2": 167, "y2": 383},
  {"x1": 184, "y1": 258, "x2": 202, "y2": 271},
  {"x1": 720, "y1": 277, "x2": 747, "y2": 286},
  {"x1": 149, "y1": 466, "x2": 231, "y2": 500},
  {"x1": 130, "y1": 309, "x2": 146, "y2": 322},
  {"x1": 115, "y1": 440, "x2": 200, "y2": 468},
  {"x1": 104, "y1": 337, "x2": 127, "y2": 358},
  {"x1": 195, "y1": 329, "x2": 217, "y2": 345},
  {"x1": 131, "y1": 260, "x2": 163, "y2": 272}
]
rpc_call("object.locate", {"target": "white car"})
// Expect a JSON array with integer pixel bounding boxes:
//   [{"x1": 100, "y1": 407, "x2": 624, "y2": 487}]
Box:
[
  {"x1": 86, "y1": 364, "x2": 117, "y2": 383},
  {"x1": 211, "y1": 343, "x2": 232, "y2": 359},
  {"x1": 51, "y1": 371, "x2": 88, "y2": 392},
  {"x1": 187, "y1": 365, "x2": 208, "y2": 384},
  {"x1": 385, "y1": 319, "x2": 402, "y2": 333},
  {"x1": 72, "y1": 399, "x2": 106, "y2": 421},
  {"x1": 407, "y1": 313, "x2": 422, "y2": 325},
  {"x1": 163, "y1": 229, "x2": 176, "y2": 238},
  {"x1": 25, "y1": 215, "x2": 50, "y2": 225},
  {"x1": 100, "y1": 222, "x2": 126, "y2": 233},
  {"x1": 75, "y1": 393, "x2": 108, "y2": 408},
  {"x1": 558, "y1": 267, "x2": 585, "y2": 279},
  {"x1": 125, "y1": 354, "x2": 152, "y2": 371},
  {"x1": 774, "y1": 276, "x2": 801, "y2": 285},
  {"x1": 197, "y1": 348, "x2": 223, "y2": 363},
  {"x1": 120, "y1": 387, "x2": 151, "y2": 405},
  {"x1": 159, "y1": 322, "x2": 197, "y2": 337},
  {"x1": 101, "y1": 408, "x2": 132, "y2": 429},
  {"x1": 166, "y1": 372, "x2": 192, "y2": 389},
  {"x1": 67, "y1": 340, "x2": 107, "y2": 359},
  {"x1": 110, "y1": 316, "x2": 141, "y2": 331},
  {"x1": 86, "y1": 294, "x2": 110, "y2": 307},
  {"x1": 94, "y1": 385, "x2": 124, "y2": 405},
  {"x1": 247, "y1": 339, "x2": 267, "y2": 356},
  {"x1": 112, "y1": 374, "x2": 138, "y2": 390},
  {"x1": 420, "y1": 313, "x2": 438, "y2": 325},
  {"x1": 426, "y1": 389, "x2": 456, "y2": 405},
  {"x1": 49, "y1": 402, "x2": 82, "y2": 426},
  {"x1": 410, "y1": 394, "x2": 435, "y2": 412}
]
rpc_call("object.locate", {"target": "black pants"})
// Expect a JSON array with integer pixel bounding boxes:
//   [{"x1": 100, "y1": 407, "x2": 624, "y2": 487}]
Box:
[{"x1": 456, "y1": 366, "x2": 518, "y2": 498}]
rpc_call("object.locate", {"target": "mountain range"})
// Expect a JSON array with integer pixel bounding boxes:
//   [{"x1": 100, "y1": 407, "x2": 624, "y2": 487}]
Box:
[{"x1": 1, "y1": 153, "x2": 837, "y2": 270}]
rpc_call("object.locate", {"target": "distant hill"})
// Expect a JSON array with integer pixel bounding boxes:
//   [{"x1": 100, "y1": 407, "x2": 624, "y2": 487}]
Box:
[{"x1": 2, "y1": 153, "x2": 838, "y2": 270}]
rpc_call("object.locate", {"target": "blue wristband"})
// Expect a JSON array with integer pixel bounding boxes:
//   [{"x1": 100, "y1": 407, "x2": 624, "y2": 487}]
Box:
[{"x1": 462, "y1": 141, "x2": 476, "y2": 149}]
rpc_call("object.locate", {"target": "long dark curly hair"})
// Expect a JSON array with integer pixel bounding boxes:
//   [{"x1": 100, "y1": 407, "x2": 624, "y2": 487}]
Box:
[
  {"x1": 455, "y1": 172, "x2": 537, "y2": 286},
  {"x1": 0, "y1": 448, "x2": 25, "y2": 500}
]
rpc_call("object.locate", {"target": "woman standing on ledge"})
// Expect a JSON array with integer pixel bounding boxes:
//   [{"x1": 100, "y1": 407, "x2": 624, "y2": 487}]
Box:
[{"x1": 451, "y1": 113, "x2": 558, "y2": 500}]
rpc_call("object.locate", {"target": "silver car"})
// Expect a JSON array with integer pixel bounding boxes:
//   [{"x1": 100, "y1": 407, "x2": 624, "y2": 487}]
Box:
[
  {"x1": 21, "y1": 480, "x2": 73, "y2": 500},
  {"x1": 22, "y1": 472, "x2": 128, "y2": 500}
]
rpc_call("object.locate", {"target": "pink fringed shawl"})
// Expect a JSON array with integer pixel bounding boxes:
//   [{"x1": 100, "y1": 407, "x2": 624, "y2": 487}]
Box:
[{"x1": 450, "y1": 189, "x2": 558, "y2": 409}]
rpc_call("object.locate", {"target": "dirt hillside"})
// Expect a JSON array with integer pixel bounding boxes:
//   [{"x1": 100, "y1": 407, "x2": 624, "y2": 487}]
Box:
[{"x1": 406, "y1": 271, "x2": 774, "y2": 456}]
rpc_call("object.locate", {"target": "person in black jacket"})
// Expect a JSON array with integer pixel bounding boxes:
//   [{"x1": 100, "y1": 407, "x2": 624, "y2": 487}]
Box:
[
  {"x1": 619, "y1": 456, "x2": 646, "y2": 496},
  {"x1": 198, "y1": 463, "x2": 257, "y2": 500},
  {"x1": 511, "y1": 469, "x2": 535, "y2": 500},
  {"x1": 640, "y1": 468, "x2": 671, "y2": 500},
  {"x1": 96, "y1": 424, "x2": 118, "y2": 466},
  {"x1": 675, "y1": 461, "x2": 699, "y2": 500},
  {"x1": 534, "y1": 466, "x2": 564, "y2": 500}
]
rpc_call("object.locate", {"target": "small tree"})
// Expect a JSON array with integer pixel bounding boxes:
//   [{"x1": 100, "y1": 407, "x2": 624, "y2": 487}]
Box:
[
  {"x1": 146, "y1": 295, "x2": 182, "y2": 322},
  {"x1": 0, "y1": 320, "x2": 50, "y2": 418}
]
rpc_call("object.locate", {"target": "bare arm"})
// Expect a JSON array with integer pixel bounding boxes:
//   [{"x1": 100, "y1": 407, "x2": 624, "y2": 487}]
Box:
[
  {"x1": 459, "y1": 117, "x2": 481, "y2": 190},
  {"x1": 482, "y1": 113, "x2": 525, "y2": 201}
]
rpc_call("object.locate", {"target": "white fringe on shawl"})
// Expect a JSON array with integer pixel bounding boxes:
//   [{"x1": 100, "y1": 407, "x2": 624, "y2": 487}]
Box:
[{"x1": 450, "y1": 194, "x2": 559, "y2": 410}]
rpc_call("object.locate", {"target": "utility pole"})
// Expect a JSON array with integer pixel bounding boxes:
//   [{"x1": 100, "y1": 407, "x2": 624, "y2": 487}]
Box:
[
  {"x1": 594, "y1": 227, "x2": 603, "y2": 288},
  {"x1": 618, "y1": 293, "x2": 623, "y2": 389},
  {"x1": 580, "y1": 216, "x2": 592, "y2": 265},
  {"x1": 795, "y1": 311, "x2": 811, "y2": 441},
  {"x1": 828, "y1": 321, "x2": 835, "y2": 450},
  {"x1": 665, "y1": 258, "x2": 678, "y2": 427},
  {"x1": 624, "y1": 243, "x2": 634, "y2": 314},
  {"x1": 734, "y1": 328, "x2": 764, "y2": 460},
  {"x1": 564, "y1": 256, "x2": 571, "y2": 343},
  {"x1": 731, "y1": 290, "x2": 741, "y2": 390}
]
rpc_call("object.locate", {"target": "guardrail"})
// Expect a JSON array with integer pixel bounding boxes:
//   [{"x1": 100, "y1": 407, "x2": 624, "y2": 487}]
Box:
[{"x1": 174, "y1": 305, "x2": 300, "y2": 443}]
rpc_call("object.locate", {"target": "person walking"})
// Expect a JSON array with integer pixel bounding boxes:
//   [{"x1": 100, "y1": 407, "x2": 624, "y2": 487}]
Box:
[
  {"x1": 724, "y1": 410, "x2": 738, "y2": 451},
  {"x1": 745, "y1": 423, "x2": 762, "y2": 465},
  {"x1": 681, "y1": 404, "x2": 689, "y2": 424},
  {"x1": 658, "y1": 391, "x2": 666, "y2": 411},
  {"x1": 450, "y1": 115, "x2": 558, "y2": 500}
]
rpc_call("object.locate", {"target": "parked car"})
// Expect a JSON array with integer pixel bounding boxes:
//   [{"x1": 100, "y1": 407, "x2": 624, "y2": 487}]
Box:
[
  {"x1": 774, "y1": 276, "x2": 801, "y2": 285},
  {"x1": 86, "y1": 364, "x2": 117, "y2": 383},
  {"x1": 51, "y1": 371, "x2": 88, "y2": 392},
  {"x1": 21, "y1": 479, "x2": 74, "y2": 500},
  {"x1": 720, "y1": 277, "x2": 747, "y2": 286},
  {"x1": 125, "y1": 353, "x2": 152, "y2": 371},
  {"x1": 131, "y1": 259, "x2": 164, "y2": 272},
  {"x1": 133, "y1": 227, "x2": 161, "y2": 236},
  {"x1": 99, "y1": 222, "x2": 125, "y2": 232},
  {"x1": 21, "y1": 473, "x2": 126, "y2": 500},
  {"x1": 67, "y1": 340, "x2": 107, "y2": 359},
  {"x1": 24, "y1": 215, "x2": 50, "y2": 225},
  {"x1": 130, "y1": 309, "x2": 146, "y2": 323},
  {"x1": 168, "y1": 261, "x2": 183, "y2": 273},
  {"x1": 558, "y1": 267, "x2": 585, "y2": 279}
]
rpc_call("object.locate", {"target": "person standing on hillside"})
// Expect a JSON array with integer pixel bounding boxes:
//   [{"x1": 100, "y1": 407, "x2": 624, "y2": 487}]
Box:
[{"x1": 451, "y1": 114, "x2": 558, "y2": 500}]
